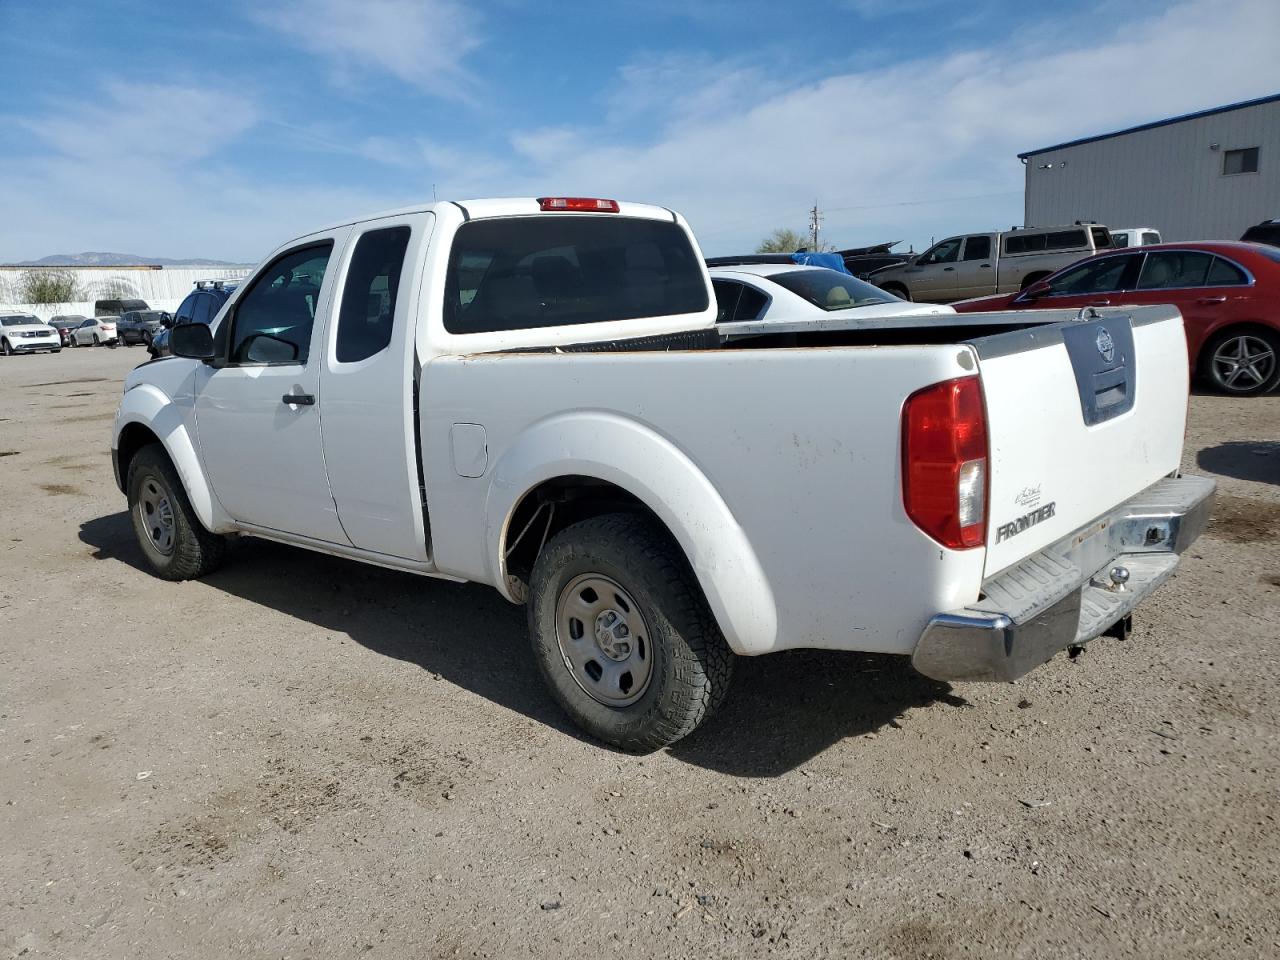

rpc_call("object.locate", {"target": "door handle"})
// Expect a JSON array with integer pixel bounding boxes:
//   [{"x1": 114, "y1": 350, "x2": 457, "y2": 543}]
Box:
[
  {"x1": 979, "y1": 263, "x2": 991, "y2": 268},
  {"x1": 1196, "y1": 295, "x2": 1227, "y2": 305},
  {"x1": 943, "y1": 266, "x2": 954, "y2": 272},
  {"x1": 282, "y1": 393, "x2": 315, "y2": 406}
]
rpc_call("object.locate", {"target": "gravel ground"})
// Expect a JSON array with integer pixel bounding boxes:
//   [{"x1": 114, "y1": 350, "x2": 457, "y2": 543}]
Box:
[{"x1": 2, "y1": 346, "x2": 1277, "y2": 959}]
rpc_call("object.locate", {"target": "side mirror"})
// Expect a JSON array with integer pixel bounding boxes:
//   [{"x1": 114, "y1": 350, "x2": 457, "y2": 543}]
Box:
[
  {"x1": 169, "y1": 322, "x2": 215, "y2": 360},
  {"x1": 1021, "y1": 279, "x2": 1052, "y2": 300}
]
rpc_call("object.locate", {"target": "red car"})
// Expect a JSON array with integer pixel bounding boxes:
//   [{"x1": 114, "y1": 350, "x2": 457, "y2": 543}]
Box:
[{"x1": 954, "y1": 241, "x2": 1280, "y2": 396}]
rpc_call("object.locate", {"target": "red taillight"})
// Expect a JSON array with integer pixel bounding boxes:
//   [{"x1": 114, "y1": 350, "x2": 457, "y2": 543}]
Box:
[
  {"x1": 537, "y1": 197, "x2": 620, "y2": 213},
  {"x1": 902, "y1": 376, "x2": 988, "y2": 549}
]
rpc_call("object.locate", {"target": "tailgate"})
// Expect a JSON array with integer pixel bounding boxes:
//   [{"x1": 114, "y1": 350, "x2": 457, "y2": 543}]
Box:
[{"x1": 972, "y1": 305, "x2": 1189, "y2": 577}]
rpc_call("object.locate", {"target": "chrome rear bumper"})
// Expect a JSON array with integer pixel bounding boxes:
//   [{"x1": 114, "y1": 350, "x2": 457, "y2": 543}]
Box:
[{"x1": 912, "y1": 475, "x2": 1215, "y2": 683}]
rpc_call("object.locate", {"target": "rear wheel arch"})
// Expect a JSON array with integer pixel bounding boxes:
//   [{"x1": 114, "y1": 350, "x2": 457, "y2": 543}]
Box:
[
  {"x1": 484, "y1": 416, "x2": 779, "y2": 655},
  {"x1": 881, "y1": 282, "x2": 911, "y2": 300}
]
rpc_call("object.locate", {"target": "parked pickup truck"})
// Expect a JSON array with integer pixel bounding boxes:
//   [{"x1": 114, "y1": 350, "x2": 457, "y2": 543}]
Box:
[
  {"x1": 112, "y1": 197, "x2": 1214, "y2": 750},
  {"x1": 868, "y1": 223, "x2": 1115, "y2": 303}
]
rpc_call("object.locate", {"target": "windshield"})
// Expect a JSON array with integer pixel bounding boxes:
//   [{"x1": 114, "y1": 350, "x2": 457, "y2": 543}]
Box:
[
  {"x1": 769, "y1": 269, "x2": 894, "y2": 311},
  {"x1": 1, "y1": 316, "x2": 40, "y2": 326},
  {"x1": 444, "y1": 216, "x2": 708, "y2": 334}
]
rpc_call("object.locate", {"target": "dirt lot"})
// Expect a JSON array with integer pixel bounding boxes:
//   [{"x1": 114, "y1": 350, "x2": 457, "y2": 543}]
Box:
[{"x1": 1, "y1": 346, "x2": 1277, "y2": 959}]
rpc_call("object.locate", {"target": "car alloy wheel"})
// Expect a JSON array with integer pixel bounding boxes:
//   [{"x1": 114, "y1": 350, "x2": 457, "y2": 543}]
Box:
[{"x1": 1212, "y1": 334, "x2": 1277, "y2": 394}]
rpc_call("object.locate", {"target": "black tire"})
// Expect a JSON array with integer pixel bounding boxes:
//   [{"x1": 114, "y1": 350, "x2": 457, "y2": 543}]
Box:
[
  {"x1": 1, "y1": 339, "x2": 11, "y2": 356},
  {"x1": 93, "y1": 335, "x2": 100, "y2": 346},
  {"x1": 528, "y1": 514, "x2": 734, "y2": 752},
  {"x1": 1201, "y1": 327, "x2": 1280, "y2": 396},
  {"x1": 52, "y1": 348, "x2": 60, "y2": 354},
  {"x1": 882, "y1": 283, "x2": 911, "y2": 301},
  {"x1": 127, "y1": 444, "x2": 227, "y2": 580}
]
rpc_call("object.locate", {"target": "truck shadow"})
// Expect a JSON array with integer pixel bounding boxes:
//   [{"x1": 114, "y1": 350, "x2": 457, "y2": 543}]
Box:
[
  {"x1": 1197, "y1": 441, "x2": 1280, "y2": 486},
  {"x1": 80, "y1": 512, "x2": 964, "y2": 776}
]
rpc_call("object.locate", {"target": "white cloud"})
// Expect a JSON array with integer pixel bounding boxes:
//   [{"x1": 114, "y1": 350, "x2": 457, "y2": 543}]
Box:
[
  {"x1": 442, "y1": 0, "x2": 1280, "y2": 253},
  {"x1": 3, "y1": 0, "x2": 1276, "y2": 261},
  {"x1": 252, "y1": 0, "x2": 481, "y2": 99},
  {"x1": 16, "y1": 82, "x2": 258, "y2": 164}
]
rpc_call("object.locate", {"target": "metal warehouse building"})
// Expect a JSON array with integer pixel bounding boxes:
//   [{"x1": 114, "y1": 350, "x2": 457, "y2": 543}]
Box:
[{"x1": 1020, "y1": 93, "x2": 1280, "y2": 242}]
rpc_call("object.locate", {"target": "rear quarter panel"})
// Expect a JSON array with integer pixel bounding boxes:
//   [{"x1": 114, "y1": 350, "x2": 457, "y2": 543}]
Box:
[{"x1": 421, "y1": 345, "x2": 987, "y2": 656}]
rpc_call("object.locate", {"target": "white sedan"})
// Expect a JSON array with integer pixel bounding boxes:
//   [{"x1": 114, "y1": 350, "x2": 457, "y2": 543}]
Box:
[
  {"x1": 70, "y1": 316, "x2": 119, "y2": 347},
  {"x1": 710, "y1": 263, "x2": 956, "y2": 325}
]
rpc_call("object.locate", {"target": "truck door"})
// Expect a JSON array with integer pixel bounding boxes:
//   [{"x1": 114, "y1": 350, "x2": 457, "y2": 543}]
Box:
[
  {"x1": 954, "y1": 234, "x2": 995, "y2": 299},
  {"x1": 319, "y1": 213, "x2": 432, "y2": 561},
  {"x1": 904, "y1": 237, "x2": 962, "y2": 301},
  {"x1": 193, "y1": 231, "x2": 352, "y2": 544}
]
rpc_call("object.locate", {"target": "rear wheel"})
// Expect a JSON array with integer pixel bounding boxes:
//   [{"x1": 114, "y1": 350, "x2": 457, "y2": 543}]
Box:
[
  {"x1": 528, "y1": 514, "x2": 734, "y2": 752},
  {"x1": 1203, "y1": 328, "x2": 1280, "y2": 396},
  {"x1": 127, "y1": 444, "x2": 227, "y2": 580},
  {"x1": 92, "y1": 335, "x2": 101, "y2": 346}
]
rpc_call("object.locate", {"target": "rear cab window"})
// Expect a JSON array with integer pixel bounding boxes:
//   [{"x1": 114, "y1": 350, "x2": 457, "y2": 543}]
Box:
[{"x1": 444, "y1": 216, "x2": 707, "y2": 334}]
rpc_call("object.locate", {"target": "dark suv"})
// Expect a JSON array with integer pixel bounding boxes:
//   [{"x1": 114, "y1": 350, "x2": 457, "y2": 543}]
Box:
[
  {"x1": 147, "y1": 280, "x2": 239, "y2": 358},
  {"x1": 1240, "y1": 219, "x2": 1280, "y2": 247},
  {"x1": 118, "y1": 310, "x2": 170, "y2": 346}
]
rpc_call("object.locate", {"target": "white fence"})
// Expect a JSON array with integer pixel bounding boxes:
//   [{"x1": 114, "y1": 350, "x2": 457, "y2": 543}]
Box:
[
  {"x1": 0, "y1": 266, "x2": 252, "y2": 320},
  {"x1": 0, "y1": 298, "x2": 186, "y2": 321}
]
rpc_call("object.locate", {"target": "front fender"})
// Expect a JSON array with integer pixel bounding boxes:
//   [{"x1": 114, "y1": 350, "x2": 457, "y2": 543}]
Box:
[
  {"x1": 483, "y1": 411, "x2": 778, "y2": 656},
  {"x1": 114, "y1": 383, "x2": 232, "y2": 533}
]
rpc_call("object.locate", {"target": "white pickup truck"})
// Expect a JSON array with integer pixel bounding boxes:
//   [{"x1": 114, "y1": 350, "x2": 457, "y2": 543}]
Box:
[{"x1": 112, "y1": 197, "x2": 1214, "y2": 750}]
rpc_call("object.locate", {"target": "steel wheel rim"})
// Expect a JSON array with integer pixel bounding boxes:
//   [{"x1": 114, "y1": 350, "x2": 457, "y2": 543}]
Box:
[
  {"x1": 138, "y1": 477, "x2": 176, "y2": 556},
  {"x1": 554, "y1": 573, "x2": 654, "y2": 707},
  {"x1": 1214, "y1": 335, "x2": 1276, "y2": 392}
]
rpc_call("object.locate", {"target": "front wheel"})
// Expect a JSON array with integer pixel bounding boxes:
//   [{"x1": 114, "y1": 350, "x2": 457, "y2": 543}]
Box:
[
  {"x1": 1, "y1": 339, "x2": 11, "y2": 356},
  {"x1": 1203, "y1": 328, "x2": 1280, "y2": 396},
  {"x1": 528, "y1": 514, "x2": 734, "y2": 752},
  {"x1": 127, "y1": 444, "x2": 227, "y2": 580}
]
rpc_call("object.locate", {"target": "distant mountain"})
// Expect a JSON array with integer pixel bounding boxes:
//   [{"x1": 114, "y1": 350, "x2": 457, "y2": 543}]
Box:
[{"x1": 15, "y1": 252, "x2": 250, "y2": 267}]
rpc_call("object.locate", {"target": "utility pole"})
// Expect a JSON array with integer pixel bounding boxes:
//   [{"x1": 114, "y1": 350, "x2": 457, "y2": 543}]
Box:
[{"x1": 808, "y1": 202, "x2": 823, "y2": 252}]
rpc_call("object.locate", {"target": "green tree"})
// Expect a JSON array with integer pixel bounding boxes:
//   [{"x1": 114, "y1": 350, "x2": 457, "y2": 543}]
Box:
[
  {"x1": 15, "y1": 269, "x2": 83, "y2": 304},
  {"x1": 755, "y1": 228, "x2": 807, "y2": 253}
]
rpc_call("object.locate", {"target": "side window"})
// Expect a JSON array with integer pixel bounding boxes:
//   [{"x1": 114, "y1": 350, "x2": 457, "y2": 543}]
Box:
[
  {"x1": 1111, "y1": 233, "x2": 1130, "y2": 247},
  {"x1": 228, "y1": 243, "x2": 333, "y2": 365},
  {"x1": 1090, "y1": 227, "x2": 1112, "y2": 249},
  {"x1": 711, "y1": 280, "x2": 742, "y2": 323},
  {"x1": 734, "y1": 284, "x2": 769, "y2": 321},
  {"x1": 1205, "y1": 257, "x2": 1248, "y2": 287},
  {"x1": 919, "y1": 238, "x2": 962, "y2": 265},
  {"x1": 1136, "y1": 251, "x2": 1213, "y2": 290},
  {"x1": 1005, "y1": 233, "x2": 1046, "y2": 255},
  {"x1": 1046, "y1": 255, "x2": 1134, "y2": 295},
  {"x1": 174, "y1": 293, "x2": 198, "y2": 324},
  {"x1": 1140, "y1": 231, "x2": 1161, "y2": 245},
  {"x1": 190, "y1": 294, "x2": 213, "y2": 325},
  {"x1": 1046, "y1": 229, "x2": 1087, "y2": 250},
  {"x1": 335, "y1": 226, "x2": 411, "y2": 363},
  {"x1": 962, "y1": 236, "x2": 991, "y2": 261}
]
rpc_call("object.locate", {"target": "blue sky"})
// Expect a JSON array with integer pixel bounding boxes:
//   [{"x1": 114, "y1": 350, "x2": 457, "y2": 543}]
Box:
[{"x1": 1, "y1": 0, "x2": 1277, "y2": 262}]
